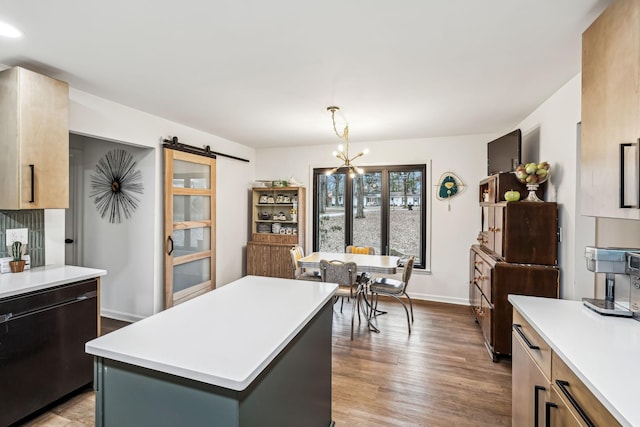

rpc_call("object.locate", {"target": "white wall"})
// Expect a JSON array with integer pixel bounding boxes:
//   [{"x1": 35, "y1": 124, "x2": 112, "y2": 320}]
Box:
[
  {"x1": 255, "y1": 135, "x2": 491, "y2": 305},
  {"x1": 81, "y1": 139, "x2": 155, "y2": 318},
  {"x1": 46, "y1": 88, "x2": 255, "y2": 321},
  {"x1": 514, "y1": 74, "x2": 596, "y2": 300},
  {"x1": 43, "y1": 73, "x2": 598, "y2": 315}
]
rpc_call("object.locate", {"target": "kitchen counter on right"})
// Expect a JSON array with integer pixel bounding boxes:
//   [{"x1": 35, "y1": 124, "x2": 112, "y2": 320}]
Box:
[{"x1": 509, "y1": 295, "x2": 640, "y2": 426}]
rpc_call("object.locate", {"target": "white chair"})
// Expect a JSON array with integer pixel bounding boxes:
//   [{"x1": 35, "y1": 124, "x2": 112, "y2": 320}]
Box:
[{"x1": 289, "y1": 245, "x2": 322, "y2": 281}]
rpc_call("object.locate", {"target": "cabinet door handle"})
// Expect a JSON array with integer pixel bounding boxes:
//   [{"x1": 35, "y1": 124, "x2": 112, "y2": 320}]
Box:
[
  {"x1": 512, "y1": 324, "x2": 540, "y2": 350},
  {"x1": 555, "y1": 379, "x2": 595, "y2": 427},
  {"x1": 534, "y1": 385, "x2": 546, "y2": 427},
  {"x1": 29, "y1": 164, "x2": 35, "y2": 203},
  {"x1": 619, "y1": 141, "x2": 639, "y2": 208},
  {"x1": 545, "y1": 402, "x2": 558, "y2": 427}
]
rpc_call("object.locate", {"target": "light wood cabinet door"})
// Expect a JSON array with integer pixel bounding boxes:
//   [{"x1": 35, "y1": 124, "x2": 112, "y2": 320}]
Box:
[
  {"x1": 0, "y1": 67, "x2": 69, "y2": 209},
  {"x1": 512, "y1": 330, "x2": 550, "y2": 426},
  {"x1": 547, "y1": 386, "x2": 586, "y2": 427},
  {"x1": 581, "y1": 0, "x2": 640, "y2": 219},
  {"x1": 246, "y1": 242, "x2": 294, "y2": 279}
]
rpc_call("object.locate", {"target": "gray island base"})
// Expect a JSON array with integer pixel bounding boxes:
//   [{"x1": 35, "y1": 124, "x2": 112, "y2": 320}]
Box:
[{"x1": 88, "y1": 276, "x2": 337, "y2": 427}]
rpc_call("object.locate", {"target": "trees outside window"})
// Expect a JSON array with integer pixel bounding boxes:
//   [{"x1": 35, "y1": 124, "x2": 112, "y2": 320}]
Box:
[{"x1": 313, "y1": 164, "x2": 426, "y2": 268}]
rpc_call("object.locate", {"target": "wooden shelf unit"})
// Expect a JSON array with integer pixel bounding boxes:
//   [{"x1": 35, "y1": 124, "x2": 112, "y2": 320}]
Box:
[{"x1": 247, "y1": 186, "x2": 306, "y2": 278}]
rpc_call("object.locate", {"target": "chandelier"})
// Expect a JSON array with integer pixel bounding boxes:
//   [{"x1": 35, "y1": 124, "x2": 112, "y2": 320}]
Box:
[{"x1": 326, "y1": 106, "x2": 368, "y2": 178}]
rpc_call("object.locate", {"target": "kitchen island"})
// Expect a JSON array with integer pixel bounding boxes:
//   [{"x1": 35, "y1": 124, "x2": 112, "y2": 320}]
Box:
[
  {"x1": 86, "y1": 275, "x2": 338, "y2": 427},
  {"x1": 0, "y1": 265, "x2": 106, "y2": 426},
  {"x1": 509, "y1": 295, "x2": 640, "y2": 426}
]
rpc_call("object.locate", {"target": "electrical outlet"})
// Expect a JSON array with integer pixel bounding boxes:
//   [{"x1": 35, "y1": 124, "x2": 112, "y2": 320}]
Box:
[{"x1": 6, "y1": 228, "x2": 28, "y2": 246}]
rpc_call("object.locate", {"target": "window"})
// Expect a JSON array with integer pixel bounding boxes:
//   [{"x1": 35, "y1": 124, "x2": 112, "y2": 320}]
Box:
[{"x1": 313, "y1": 164, "x2": 427, "y2": 269}]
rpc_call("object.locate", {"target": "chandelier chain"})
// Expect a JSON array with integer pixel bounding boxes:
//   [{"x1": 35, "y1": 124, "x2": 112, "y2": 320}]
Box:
[{"x1": 326, "y1": 105, "x2": 367, "y2": 178}]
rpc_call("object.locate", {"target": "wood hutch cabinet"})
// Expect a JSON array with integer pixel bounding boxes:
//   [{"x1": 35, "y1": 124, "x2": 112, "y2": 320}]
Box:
[
  {"x1": 470, "y1": 172, "x2": 559, "y2": 361},
  {"x1": 246, "y1": 186, "x2": 305, "y2": 278}
]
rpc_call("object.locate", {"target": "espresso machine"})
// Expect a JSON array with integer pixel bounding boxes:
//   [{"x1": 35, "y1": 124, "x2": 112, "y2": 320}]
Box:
[
  {"x1": 626, "y1": 251, "x2": 640, "y2": 320},
  {"x1": 583, "y1": 246, "x2": 638, "y2": 317}
]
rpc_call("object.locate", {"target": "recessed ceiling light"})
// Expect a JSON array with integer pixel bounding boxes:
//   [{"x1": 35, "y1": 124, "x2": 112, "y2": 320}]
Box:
[{"x1": 0, "y1": 21, "x2": 23, "y2": 38}]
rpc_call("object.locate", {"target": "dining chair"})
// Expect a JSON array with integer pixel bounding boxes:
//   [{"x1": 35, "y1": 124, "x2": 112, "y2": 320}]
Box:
[
  {"x1": 369, "y1": 255, "x2": 415, "y2": 333},
  {"x1": 345, "y1": 245, "x2": 374, "y2": 284},
  {"x1": 319, "y1": 259, "x2": 363, "y2": 340},
  {"x1": 289, "y1": 246, "x2": 322, "y2": 281},
  {"x1": 345, "y1": 245, "x2": 375, "y2": 255}
]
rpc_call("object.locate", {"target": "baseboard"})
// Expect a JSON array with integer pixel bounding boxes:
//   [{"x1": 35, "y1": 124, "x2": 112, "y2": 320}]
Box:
[
  {"x1": 409, "y1": 293, "x2": 469, "y2": 306},
  {"x1": 100, "y1": 308, "x2": 145, "y2": 323}
]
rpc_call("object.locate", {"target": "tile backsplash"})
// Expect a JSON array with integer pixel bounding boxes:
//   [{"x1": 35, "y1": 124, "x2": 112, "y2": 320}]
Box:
[{"x1": 0, "y1": 210, "x2": 45, "y2": 267}]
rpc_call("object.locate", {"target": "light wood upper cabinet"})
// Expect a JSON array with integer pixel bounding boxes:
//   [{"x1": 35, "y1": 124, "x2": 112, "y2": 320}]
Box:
[
  {"x1": 0, "y1": 67, "x2": 69, "y2": 209},
  {"x1": 581, "y1": 0, "x2": 640, "y2": 219}
]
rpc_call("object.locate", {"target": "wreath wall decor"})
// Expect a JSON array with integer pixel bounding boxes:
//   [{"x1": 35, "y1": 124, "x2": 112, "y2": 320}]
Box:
[
  {"x1": 435, "y1": 171, "x2": 465, "y2": 211},
  {"x1": 90, "y1": 149, "x2": 144, "y2": 224}
]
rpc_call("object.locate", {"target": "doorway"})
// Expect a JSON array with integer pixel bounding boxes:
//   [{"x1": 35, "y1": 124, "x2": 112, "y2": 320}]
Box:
[{"x1": 65, "y1": 147, "x2": 84, "y2": 266}]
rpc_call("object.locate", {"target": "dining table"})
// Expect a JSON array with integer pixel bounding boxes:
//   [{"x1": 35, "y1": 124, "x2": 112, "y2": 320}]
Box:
[
  {"x1": 297, "y1": 252, "x2": 400, "y2": 274},
  {"x1": 298, "y1": 251, "x2": 401, "y2": 334}
]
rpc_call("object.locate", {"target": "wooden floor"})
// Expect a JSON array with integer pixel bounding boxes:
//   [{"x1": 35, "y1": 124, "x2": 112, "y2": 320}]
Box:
[{"x1": 19, "y1": 301, "x2": 511, "y2": 426}]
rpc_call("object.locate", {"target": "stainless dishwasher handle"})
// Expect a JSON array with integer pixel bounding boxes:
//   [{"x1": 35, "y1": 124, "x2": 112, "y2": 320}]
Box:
[
  {"x1": 76, "y1": 290, "x2": 98, "y2": 301},
  {"x1": 0, "y1": 313, "x2": 13, "y2": 324}
]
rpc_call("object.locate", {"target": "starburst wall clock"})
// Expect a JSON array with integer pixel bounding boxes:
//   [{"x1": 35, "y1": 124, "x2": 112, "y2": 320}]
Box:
[{"x1": 90, "y1": 149, "x2": 144, "y2": 224}]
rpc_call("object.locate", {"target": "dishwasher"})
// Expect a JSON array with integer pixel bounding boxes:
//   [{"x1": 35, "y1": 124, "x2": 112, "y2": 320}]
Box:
[{"x1": 0, "y1": 279, "x2": 98, "y2": 426}]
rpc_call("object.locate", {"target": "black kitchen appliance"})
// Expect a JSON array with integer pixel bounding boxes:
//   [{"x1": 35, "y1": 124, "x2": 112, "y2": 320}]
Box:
[{"x1": 0, "y1": 279, "x2": 98, "y2": 426}]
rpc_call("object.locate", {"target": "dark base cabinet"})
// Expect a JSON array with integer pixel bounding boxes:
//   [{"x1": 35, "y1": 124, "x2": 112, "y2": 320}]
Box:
[
  {"x1": 469, "y1": 245, "x2": 559, "y2": 361},
  {"x1": 93, "y1": 300, "x2": 333, "y2": 427},
  {"x1": 0, "y1": 279, "x2": 98, "y2": 426}
]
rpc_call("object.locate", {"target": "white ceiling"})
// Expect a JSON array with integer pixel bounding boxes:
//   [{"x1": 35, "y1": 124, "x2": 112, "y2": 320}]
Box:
[{"x1": 0, "y1": 0, "x2": 611, "y2": 149}]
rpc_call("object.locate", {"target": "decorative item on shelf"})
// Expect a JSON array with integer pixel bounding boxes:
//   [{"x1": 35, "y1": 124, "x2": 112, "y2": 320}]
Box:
[
  {"x1": 483, "y1": 189, "x2": 490, "y2": 202},
  {"x1": 435, "y1": 172, "x2": 466, "y2": 211},
  {"x1": 271, "y1": 180, "x2": 287, "y2": 187},
  {"x1": 272, "y1": 212, "x2": 287, "y2": 221},
  {"x1": 259, "y1": 195, "x2": 269, "y2": 204},
  {"x1": 258, "y1": 211, "x2": 270, "y2": 220},
  {"x1": 276, "y1": 194, "x2": 285, "y2": 204},
  {"x1": 271, "y1": 223, "x2": 282, "y2": 234},
  {"x1": 9, "y1": 241, "x2": 26, "y2": 273},
  {"x1": 290, "y1": 206, "x2": 297, "y2": 222},
  {"x1": 282, "y1": 195, "x2": 291, "y2": 203},
  {"x1": 267, "y1": 196, "x2": 275, "y2": 204},
  {"x1": 504, "y1": 189, "x2": 521, "y2": 202},
  {"x1": 325, "y1": 106, "x2": 369, "y2": 178},
  {"x1": 257, "y1": 223, "x2": 271, "y2": 233},
  {"x1": 514, "y1": 162, "x2": 550, "y2": 202},
  {"x1": 287, "y1": 176, "x2": 301, "y2": 187}
]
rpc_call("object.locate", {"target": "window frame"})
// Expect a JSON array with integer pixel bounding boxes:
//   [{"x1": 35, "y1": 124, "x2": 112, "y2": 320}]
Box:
[{"x1": 312, "y1": 164, "x2": 428, "y2": 269}]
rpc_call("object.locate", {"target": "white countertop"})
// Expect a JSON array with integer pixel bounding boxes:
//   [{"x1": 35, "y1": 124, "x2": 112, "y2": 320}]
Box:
[
  {"x1": 298, "y1": 252, "x2": 400, "y2": 274},
  {"x1": 85, "y1": 275, "x2": 338, "y2": 391},
  {"x1": 509, "y1": 295, "x2": 640, "y2": 427},
  {"x1": 0, "y1": 265, "x2": 107, "y2": 299}
]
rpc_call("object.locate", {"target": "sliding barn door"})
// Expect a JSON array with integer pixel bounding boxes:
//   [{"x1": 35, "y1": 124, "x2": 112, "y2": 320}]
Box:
[{"x1": 164, "y1": 148, "x2": 216, "y2": 308}]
